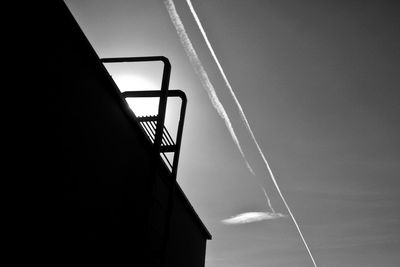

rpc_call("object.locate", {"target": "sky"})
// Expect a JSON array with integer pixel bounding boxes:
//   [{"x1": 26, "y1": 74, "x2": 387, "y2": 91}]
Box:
[{"x1": 65, "y1": 1, "x2": 400, "y2": 266}]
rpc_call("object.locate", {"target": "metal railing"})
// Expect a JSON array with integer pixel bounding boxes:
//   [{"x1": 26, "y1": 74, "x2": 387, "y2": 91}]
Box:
[
  {"x1": 100, "y1": 57, "x2": 186, "y2": 179},
  {"x1": 122, "y1": 90, "x2": 187, "y2": 178}
]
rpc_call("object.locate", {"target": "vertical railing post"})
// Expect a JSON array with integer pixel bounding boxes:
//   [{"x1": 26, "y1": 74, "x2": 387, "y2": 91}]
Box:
[
  {"x1": 154, "y1": 57, "x2": 170, "y2": 154},
  {"x1": 170, "y1": 91, "x2": 187, "y2": 180}
]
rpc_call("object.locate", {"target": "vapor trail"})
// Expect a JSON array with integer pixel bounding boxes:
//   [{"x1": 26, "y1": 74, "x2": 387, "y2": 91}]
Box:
[
  {"x1": 185, "y1": 1, "x2": 318, "y2": 266},
  {"x1": 262, "y1": 187, "x2": 275, "y2": 214},
  {"x1": 163, "y1": 0, "x2": 254, "y2": 175},
  {"x1": 163, "y1": 2, "x2": 278, "y2": 226},
  {"x1": 164, "y1": 0, "x2": 274, "y2": 217}
]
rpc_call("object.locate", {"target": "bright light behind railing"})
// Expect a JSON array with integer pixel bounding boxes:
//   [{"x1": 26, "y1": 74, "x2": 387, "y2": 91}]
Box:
[{"x1": 113, "y1": 75, "x2": 160, "y2": 116}]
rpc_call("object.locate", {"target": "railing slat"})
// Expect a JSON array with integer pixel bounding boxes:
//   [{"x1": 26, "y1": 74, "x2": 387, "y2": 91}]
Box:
[
  {"x1": 162, "y1": 126, "x2": 175, "y2": 146},
  {"x1": 140, "y1": 121, "x2": 155, "y2": 142}
]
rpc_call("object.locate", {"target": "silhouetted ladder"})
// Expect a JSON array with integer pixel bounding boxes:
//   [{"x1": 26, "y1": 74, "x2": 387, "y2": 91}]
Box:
[{"x1": 101, "y1": 56, "x2": 186, "y2": 267}]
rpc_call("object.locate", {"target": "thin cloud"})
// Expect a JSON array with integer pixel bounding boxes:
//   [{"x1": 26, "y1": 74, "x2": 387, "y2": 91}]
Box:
[{"x1": 222, "y1": 212, "x2": 287, "y2": 224}]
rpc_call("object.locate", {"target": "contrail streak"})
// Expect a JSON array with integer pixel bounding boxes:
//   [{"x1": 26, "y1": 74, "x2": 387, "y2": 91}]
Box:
[
  {"x1": 262, "y1": 187, "x2": 275, "y2": 214},
  {"x1": 184, "y1": 1, "x2": 318, "y2": 266},
  {"x1": 164, "y1": 0, "x2": 274, "y2": 220},
  {"x1": 163, "y1": 0, "x2": 254, "y2": 175},
  {"x1": 165, "y1": 0, "x2": 277, "y2": 233}
]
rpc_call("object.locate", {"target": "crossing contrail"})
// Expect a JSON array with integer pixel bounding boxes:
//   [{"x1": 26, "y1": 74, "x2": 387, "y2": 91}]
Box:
[
  {"x1": 183, "y1": 1, "x2": 318, "y2": 266},
  {"x1": 164, "y1": 0, "x2": 276, "y2": 221},
  {"x1": 164, "y1": 0, "x2": 276, "y2": 213}
]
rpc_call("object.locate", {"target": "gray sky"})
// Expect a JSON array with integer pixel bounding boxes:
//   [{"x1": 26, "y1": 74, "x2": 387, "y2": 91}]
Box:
[{"x1": 65, "y1": 0, "x2": 400, "y2": 266}]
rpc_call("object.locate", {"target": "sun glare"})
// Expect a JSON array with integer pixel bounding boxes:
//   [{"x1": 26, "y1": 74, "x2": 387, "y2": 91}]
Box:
[
  {"x1": 113, "y1": 75, "x2": 160, "y2": 116},
  {"x1": 112, "y1": 74, "x2": 181, "y2": 142}
]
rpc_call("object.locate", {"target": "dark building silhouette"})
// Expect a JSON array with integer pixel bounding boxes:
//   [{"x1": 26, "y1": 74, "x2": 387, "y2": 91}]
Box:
[{"x1": 24, "y1": 1, "x2": 211, "y2": 266}]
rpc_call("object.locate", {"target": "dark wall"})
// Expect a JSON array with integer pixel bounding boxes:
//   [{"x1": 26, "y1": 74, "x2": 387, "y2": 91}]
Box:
[
  {"x1": 168, "y1": 187, "x2": 208, "y2": 267},
  {"x1": 151, "y1": 173, "x2": 210, "y2": 267},
  {"x1": 37, "y1": 1, "x2": 155, "y2": 264},
  {"x1": 23, "y1": 1, "x2": 210, "y2": 266}
]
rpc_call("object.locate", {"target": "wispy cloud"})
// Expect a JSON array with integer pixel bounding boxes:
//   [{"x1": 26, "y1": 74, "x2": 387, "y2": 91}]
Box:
[{"x1": 222, "y1": 212, "x2": 287, "y2": 224}]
